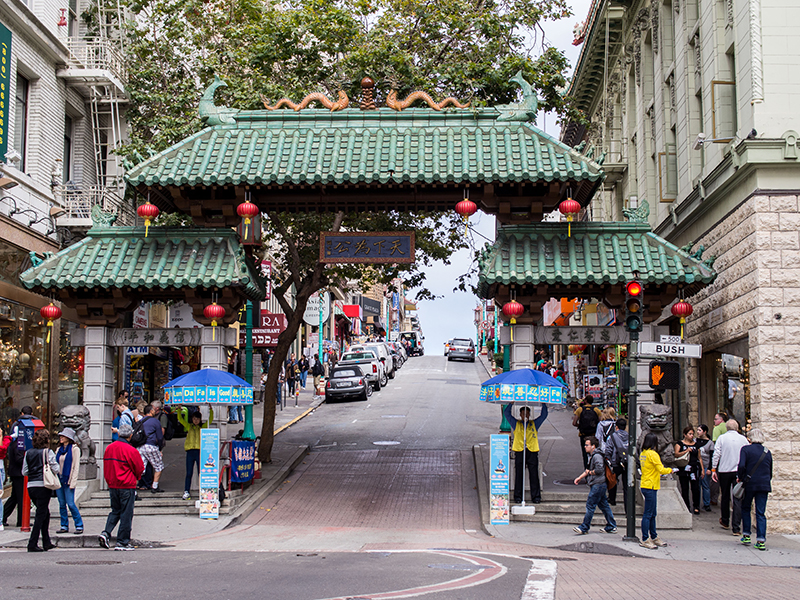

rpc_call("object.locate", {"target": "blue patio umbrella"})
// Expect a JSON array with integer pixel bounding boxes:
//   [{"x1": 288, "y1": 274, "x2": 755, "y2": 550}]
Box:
[
  {"x1": 479, "y1": 368, "x2": 567, "y2": 405},
  {"x1": 162, "y1": 368, "x2": 253, "y2": 406}
]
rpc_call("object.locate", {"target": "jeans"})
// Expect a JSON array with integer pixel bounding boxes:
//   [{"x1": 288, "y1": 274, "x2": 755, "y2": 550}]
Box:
[
  {"x1": 701, "y1": 472, "x2": 711, "y2": 508},
  {"x1": 513, "y1": 449, "x2": 540, "y2": 503},
  {"x1": 28, "y1": 487, "x2": 53, "y2": 550},
  {"x1": 718, "y1": 471, "x2": 742, "y2": 531},
  {"x1": 228, "y1": 406, "x2": 243, "y2": 422},
  {"x1": 641, "y1": 488, "x2": 659, "y2": 540},
  {"x1": 578, "y1": 482, "x2": 617, "y2": 532},
  {"x1": 2, "y1": 475, "x2": 25, "y2": 526},
  {"x1": 55, "y1": 486, "x2": 84, "y2": 530},
  {"x1": 741, "y1": 490, "x2": 769, "y2": 542},
  {"x1": 299, "y1": 371, "x2": 308, "y2": 388},
  {"x1": 104, "y1": 488, "x2": 136, "y2": 545},
  {"x1": 287, "y1": 378, "x2": 296, "y2": 395},
  {"x1": 185, "y1": 449, "x2": 200, "y2": 493}
]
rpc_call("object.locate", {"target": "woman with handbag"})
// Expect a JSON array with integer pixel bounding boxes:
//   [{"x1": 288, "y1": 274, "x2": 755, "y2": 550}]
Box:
[
  {"x1": 737, "y1": 428, "x2": 773, "y2": 550},
  {"x1": 55, "y1": 427, "x2": 84, "y2": 534},
  {"x1": 673, "y1": 426, "x2": 702, "y2": 514},
  {"x1": 21, "y1": 429, "x2": 60, "y2": 552}
]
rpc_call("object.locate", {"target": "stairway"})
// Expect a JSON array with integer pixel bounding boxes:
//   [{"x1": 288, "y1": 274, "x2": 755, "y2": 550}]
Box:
[
  {"x1": 78, "y1": 488, "x2": 242, "y2": 517},
  {"x1": 511, "y1": 489, "x2": 628, "y2": 524}
]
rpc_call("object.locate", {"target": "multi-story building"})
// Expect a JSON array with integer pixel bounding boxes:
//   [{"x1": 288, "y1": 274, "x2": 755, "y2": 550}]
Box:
[{"x1": 566, "y1": 0, "x2": 800, "y2": 532}]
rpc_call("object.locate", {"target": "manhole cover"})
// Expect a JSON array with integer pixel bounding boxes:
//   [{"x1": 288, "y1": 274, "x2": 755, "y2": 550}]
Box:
[
  {"x1": 56, "y1": 560, "x2": 122, "y2": 566},
  {"x1": 372, "y1": 441, "x2": 400, "y2": 445}
]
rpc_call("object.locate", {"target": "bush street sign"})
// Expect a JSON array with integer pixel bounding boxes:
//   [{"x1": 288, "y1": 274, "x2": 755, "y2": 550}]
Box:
[{"x1": 640, "y1": 341, "x2": 703, "y2": 358}]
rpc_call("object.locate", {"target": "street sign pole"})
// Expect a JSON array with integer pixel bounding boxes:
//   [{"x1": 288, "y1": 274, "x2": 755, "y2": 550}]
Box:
[
  {"x1": 624, "y1": 331, "x2": 639, "y2": 542},
  {"x1": 242, "y1": 300, "x2": 255, "y2": 440},
  {"x1": 318, "y1": 292, "x2": 324, "y2": 362}
]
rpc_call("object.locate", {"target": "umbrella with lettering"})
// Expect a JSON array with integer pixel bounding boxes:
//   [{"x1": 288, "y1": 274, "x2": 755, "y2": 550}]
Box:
[
  {"x1": 479, "y1": 368, "x2": 567, "y2": 405},
  {"x1": 162, "y1": 368, "x2": 253, "y2": 406}
]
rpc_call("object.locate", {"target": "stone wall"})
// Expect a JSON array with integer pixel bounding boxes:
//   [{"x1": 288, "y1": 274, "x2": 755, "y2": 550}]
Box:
[{"x1": 687, "y1": 194, "x2": 800, "y2": 533}]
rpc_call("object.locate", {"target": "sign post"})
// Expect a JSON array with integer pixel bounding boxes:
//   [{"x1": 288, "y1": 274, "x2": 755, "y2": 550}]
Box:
[
  {"x1": 199, "y1": 429, "x2": 220, "y2": 519},
  {"x1": 489, "y1": 434, "x2": 510, "y2": 525}
]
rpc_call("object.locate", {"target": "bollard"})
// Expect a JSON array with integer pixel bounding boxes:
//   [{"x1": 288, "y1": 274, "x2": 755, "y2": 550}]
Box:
[{"x1": 20, "y1": 478, "x2": 31, "y2": 532}]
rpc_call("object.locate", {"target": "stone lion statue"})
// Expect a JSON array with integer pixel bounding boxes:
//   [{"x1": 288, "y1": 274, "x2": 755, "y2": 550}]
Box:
[
  {"x1": 637, "y1": 403, "x2": 675, "y2": 464},
  {"x1": 59, "y1": 404, "x2": 97, "y2": 479}
]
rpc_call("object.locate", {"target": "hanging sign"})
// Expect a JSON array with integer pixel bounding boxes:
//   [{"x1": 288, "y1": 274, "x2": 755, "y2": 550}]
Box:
[
  {"x1": 320, "y1": 231, "x2": 415, "y2": 264},
  {"x1": 0, "y1": 24, "x2": 11, "y2": 160},
  {"x1": 199, "y1": 429, "x2": 220, "y2": 519},
  {"x1": 489, "y1": 434, "x2": 510, "y2": 525},
  {"x1": 303, "y1": 291, "x2": 330, "y2": 326}
]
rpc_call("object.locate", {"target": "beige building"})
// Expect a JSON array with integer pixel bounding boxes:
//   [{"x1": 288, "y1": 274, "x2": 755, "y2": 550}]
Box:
[{"x1": 566, "y1": 0, "x2": 800, "y2": 532}]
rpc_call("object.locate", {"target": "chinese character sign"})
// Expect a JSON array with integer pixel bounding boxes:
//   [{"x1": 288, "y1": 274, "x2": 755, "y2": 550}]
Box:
[
  {"x1": 320, "y1": 232, "x2": 415, "y2": 264},
  {"x1": 199, "y1": 429, "x2": 220, "y2": 519},
  {"x1": 489, "y1": 434, "x2": 510, "y2": 525},
  {"x1": 0, "y1": 24, "x2": 12, "y2": 160},
  {"x1": 230, "y1": 440, "x2": 255, "y2": 483}
]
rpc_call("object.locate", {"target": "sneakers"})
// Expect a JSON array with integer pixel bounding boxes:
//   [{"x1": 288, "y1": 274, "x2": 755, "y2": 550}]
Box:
[
  {"x1": 182, "y1": 491, "x2": 190, "y2": 500},
  {"x1": 74, "y1": 528, "x2": 83, "y2": 535},
  {"x1": 572, "y1": 526, "x2": 588, "y2": 535},
  {"x1": 639, "y1": 538, "x2": 657, "y2": 549},
  {"x1": 740, "y1": 535, "x2": 751, "y2": 545},
  {"x1": 98, "y1": 531, "x2": 110, "y2": 549},
  {"x1": 753, "y1": 541, "x2": 766, "y2": 551},
  {"x1": 115, "y1": 542, "x2": 135, "y2": 551},
  {"x1": 732, "y1": 529, "x2": 741, "y2": 536},
  {"x1": 652, "y1": 537, "x2": 667, "y2": 547},
  {"x1": 56, "y1": 528, "x2": 69, "y2": 534},
  {"x1": 603, "y1": 527, "x2": 618, "y2": 534},
  {"x1": 151, "y1": 487, "x2": 165, "y2": 494}
]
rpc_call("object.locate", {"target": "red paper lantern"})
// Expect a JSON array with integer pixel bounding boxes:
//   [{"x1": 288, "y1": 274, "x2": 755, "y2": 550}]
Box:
[
  {"x1": 502, "y1": 300, "x2": 524, "y2": 342},
  {"x1": 455, "y1": 199, "x2": 478, "y2": 218},
  {"x1": 204, "y1": 302, "x2": 226, "y2": 341},
  {"x1": 568, "y1": 344, "x2": 587, "y2": 354},
  {"x1": 559, "y1": 198, "x2": 581, "y2": 237},
  {"x1": 41, "y1": 302, "x2": 62, "y2": 343},
  {"x1": 672, "y1": 300, "x2": 693, "y2": 339},
  {"x1": 237, "y1": 200, "x2": 259, "y2": 239},
  {"x1": 137, "y1": 201, "x2": 160, "y2": 238}
]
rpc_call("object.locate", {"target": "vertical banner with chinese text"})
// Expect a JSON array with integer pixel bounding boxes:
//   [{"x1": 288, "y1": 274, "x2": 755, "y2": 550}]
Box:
[{"x1": 199, "y1": 429, "x2": 220, "y2": 519}]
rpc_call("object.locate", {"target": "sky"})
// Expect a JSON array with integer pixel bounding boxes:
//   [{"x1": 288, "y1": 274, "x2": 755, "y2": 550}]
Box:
[{"x1": 413, "y1": 0, "x2": 593, "y2": 353}]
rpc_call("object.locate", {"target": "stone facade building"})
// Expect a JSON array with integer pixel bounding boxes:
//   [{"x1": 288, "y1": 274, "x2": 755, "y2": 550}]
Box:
[{"x1": 565, "y1": 0, "x2": 800, "y2": 532}]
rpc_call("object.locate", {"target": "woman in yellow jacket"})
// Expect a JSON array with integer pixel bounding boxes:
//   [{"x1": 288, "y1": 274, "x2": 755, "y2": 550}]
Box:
[
  {"x1": 639, "y1": 432, "x2": 677, "y2": 549},
  {"x1": 177, "y1": 406, "x2": 213, "y2": 500}
]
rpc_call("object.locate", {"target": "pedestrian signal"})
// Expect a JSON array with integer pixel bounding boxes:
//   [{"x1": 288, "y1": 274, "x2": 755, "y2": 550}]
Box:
[
  {"x1": 625, "y1": 279, "x2": 644, "y2": 334},
  {"x1": 648, "y1": 361, "x2": 680, "y2": 390}
]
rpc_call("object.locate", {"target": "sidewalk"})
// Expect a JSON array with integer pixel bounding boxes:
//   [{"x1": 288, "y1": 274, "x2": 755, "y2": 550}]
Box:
[
  {"x1": 474, "y1": 353, "x2": 800, "y2": 567},
  {"x1": 0, "y1": 385, "x2": 322, "y2": 549}
]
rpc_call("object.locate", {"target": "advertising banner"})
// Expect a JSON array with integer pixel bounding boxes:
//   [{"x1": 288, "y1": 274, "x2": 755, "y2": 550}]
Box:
[
  {"x1": 0, "y1": 24, "x2": 10, "y2": 160},
  {"x1": 230, "y1": 440, "x2": 256, "y2": 483},
  {"x1": 199, "y1": 429, "x2": 220, "y2": 519},
  {"x1": 489, "y1": 434, "x2": 510, "y2": 525},
  {"x1": 480, "y1": 384, "x2": 565, "y2": 405}
]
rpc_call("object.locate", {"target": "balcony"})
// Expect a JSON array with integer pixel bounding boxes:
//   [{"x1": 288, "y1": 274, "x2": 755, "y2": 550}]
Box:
[
  {"x1": 57, "y1": 38, "x2": 126, "y2": 94},
  {"x1": 54, "y1": 185, "x2": 136, "y2": 229}
]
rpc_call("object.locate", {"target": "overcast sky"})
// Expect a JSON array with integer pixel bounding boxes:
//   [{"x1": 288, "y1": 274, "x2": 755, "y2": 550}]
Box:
[{"x1": 413, "y1": 0, "x2": 592, "y2": 353}]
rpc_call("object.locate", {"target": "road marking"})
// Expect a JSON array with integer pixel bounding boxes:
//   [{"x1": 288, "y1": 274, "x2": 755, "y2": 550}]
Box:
[
  {"x1": 314, "y1": 442, "x2": 338, "y2": 449},
  {"x1": 352, "y1": 419, "x2": 358, "y2": 423},
  {"x1": 373, "y1": 441, "x2": 401, "y2": 445},
  {"x1": 521, "y1": 560, "x2": 557, "y2": 600},
  {"x1": 381, "y1": 415, "x2": 406, "y2": 418}
]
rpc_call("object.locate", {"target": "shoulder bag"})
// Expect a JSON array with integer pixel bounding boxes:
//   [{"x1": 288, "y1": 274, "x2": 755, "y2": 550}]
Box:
[
  {"x1": 732, "y1": 446, "x2": 768, "y2": 500},
  {"x1": 42, "y1": 450, "x2": 61, "y2": 491},
  {"x1": 673, "y1": 442, "x2": 691, "y2": 468}
]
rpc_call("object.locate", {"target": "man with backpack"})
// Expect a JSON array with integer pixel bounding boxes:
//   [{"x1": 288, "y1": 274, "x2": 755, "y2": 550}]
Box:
[
  {"x1": 573, "y1": 436, "x2": 618, "y2": 535},
  {"x1": 2, "y1": 406, "x2": 33, "y2": 528},
  {"x1": 573, "y1": 396, "x2": 602, "y2": 469},
  {"x1": 131, "y1": 404, "x2": 166, "y2": 493},
  {"x1": 604, "y1": 418, "x2": 629, "y2": 510}
]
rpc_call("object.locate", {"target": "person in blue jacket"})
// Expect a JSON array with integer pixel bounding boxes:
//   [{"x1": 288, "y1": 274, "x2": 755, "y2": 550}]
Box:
[
  {"x1": 737, "y1": 428, "x2": 773, "y2": 550},
  {"x1": 503, "y1": 403, "x2": 548, "y2": 504}
]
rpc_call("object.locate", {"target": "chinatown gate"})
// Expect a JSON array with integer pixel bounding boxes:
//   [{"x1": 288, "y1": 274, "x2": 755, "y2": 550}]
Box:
[{"x1": 19, "y1": 76, "x2": 714, "y2": 484}]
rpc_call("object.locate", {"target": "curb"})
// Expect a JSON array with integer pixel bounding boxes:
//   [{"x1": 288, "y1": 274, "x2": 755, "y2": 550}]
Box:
[{"x1": 473, "y1": 443, "x2": 493, "y2": 537}]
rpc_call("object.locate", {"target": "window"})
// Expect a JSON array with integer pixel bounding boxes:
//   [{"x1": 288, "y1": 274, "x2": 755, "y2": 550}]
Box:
[
  {"x1": 13, "y1": 73, "x2": 28, "y2": 170},
  {"x1": 63, "y1": 116, "x2": 73, "y2": 183},
  {"x1": 68, "y1": 0, "x2": 79, "y2": 37}
]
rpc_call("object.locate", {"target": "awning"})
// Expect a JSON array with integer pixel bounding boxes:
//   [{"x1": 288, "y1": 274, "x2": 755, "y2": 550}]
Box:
[{"x1": 343, "y1": 304, "x2": 362, "y2": 318}]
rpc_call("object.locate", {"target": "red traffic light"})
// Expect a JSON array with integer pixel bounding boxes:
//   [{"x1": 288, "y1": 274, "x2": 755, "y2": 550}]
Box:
[{"x1": 626, "y1": 281, "x2": 642, "y2": 297}]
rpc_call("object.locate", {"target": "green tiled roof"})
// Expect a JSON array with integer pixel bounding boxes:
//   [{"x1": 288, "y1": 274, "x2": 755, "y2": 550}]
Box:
[
  {"x1": 477, "y1": 222, "x2": 716, "y2": 297},
  {"x1": 20, "y1": 225, "x2": 266, "y2": 301},
  {"x1": 125, "y1": 108, "x2": 604, "y2": 189}
]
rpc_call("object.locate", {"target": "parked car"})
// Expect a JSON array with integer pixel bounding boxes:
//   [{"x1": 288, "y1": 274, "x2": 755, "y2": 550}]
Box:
[
  {"x1": 447, "y1": 338, "x2": 475, "y2": 362},
  {"x1": 325, "y1": 365, "x2": 372, "y2": 402},
  {"x1": 444, "y1": 339, "x2": 455, "y2": 356},
  {"x1": 388, "y1": 341, "x2": 407, "y2": 365},
  {"x1": 352, "y1": 342, "x2": 397, "y2": 379},
  {"x1": 338, "y1": 349, "x2": 387, "y2": 391},
  {"x1": 399, "y1": 331, "x2": 424, "y2": 356}
]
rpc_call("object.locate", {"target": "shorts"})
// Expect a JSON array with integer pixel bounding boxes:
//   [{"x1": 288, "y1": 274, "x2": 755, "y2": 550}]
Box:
[{"x1": 139, "y1": 444, "x2": 164, "y2": 472}]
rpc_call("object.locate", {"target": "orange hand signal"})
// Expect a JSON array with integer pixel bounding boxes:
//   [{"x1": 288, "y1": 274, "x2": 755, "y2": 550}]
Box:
[{"x1": 651, "y1": 365, "x2": 664, "y2": 386}]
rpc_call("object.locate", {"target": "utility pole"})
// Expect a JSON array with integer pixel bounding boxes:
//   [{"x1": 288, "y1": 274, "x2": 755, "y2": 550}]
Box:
[
  {"x1": 242, "y1": 300, "x2": 255, "y2": 440},
  {"x1": 624, "y1": 333, "x2": 638, "y2": 541}
]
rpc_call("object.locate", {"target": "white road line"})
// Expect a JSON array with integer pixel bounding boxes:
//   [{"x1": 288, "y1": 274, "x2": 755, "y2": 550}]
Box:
[
  {"x1": 352, "y1": 419, "x2": 358, "y2": 423},
  {"x1": 521, "y1": 560, "x2": 557, "y2": 600}
]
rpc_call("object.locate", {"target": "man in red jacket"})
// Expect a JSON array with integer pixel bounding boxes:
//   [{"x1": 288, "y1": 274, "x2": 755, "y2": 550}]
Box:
[{"x1": 99, "y1": 422, "x2": 144, "y2": 551}]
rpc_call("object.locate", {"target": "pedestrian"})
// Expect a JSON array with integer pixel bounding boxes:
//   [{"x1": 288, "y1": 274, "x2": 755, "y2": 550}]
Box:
[
  {"x1": 137, "y1": 403, "x2": 166, "y2": 493},
  {"x1": 696, "y1": 424, "x2": 714, "y2": 511},
  {"x1": 177, "y1": 405, "x2": 213, "y2": 500},
  {"x1": 711, "y1": 411, "x2": 728, "y2": 442},
  {"x1": 2, "y1": 405, "x2": 33, "y2": 529},
  {"x1": 737, "y1": 428, "x2": 772, "y2": 550},
  {"x1": 110, "y1": 391, "x2": 129, "y2": 441},
  {"x1": 572, "y1": 436, "x2": 617, "y2": 535},
  {"x1": 311, "y1": 355, "x2": 325, "y2": 395},
  {"x1": 711, "y1": 419, "x2": 749, "y2": 534},
  {"x1": 572, "y1": 396, "x2": 601, "y2": 469},
  {"x1": 54, "y1": 427, "x2": 84, "y2": 535},
  {"x1": 22, "y1": 428, "x2": 59, "y2": 552},
  {"x1": 285, "y1": 353, "x2": 298, "y2": 396},
  {"x1": 0, "y1": 424, "x2": 11, "y2": 531},
  {"x1": 595, "y1": 406, "x2": 617, "y2": 452},
  {"x1": 298, "y1": 354, "x2": 309, "y2": 389},
  {"x1": 674, "y1": 426, "x2": 702, "y2": 514},
  {"x1": 99, "y1": 422, "x2": 144, "y2": 551},
  {"x1": 638, "y1": 432, "x2": 676, "y2": 549},
  {"x1": 604, "y1": 417, "x2": 629, "y2": 509},
  {"x1": 503, "y1": 403, "x2": 548, "y2": 504}
]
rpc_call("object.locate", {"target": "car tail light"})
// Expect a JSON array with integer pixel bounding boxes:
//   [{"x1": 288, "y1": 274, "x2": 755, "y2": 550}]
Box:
[
  {"x1": 358, "y1": 379, "x2": 364, "y2": 385},
  {"x1": 326, "y1": 380, "x2": 332, "y2": 388},
  {"x1": 372, "y1": 364, "x2": 377, "y2": 373}
]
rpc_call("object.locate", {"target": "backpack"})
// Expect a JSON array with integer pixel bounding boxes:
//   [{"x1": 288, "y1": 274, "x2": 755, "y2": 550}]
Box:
[
  {"x1": 163, "y1": 415, "x2": 176, "y2": 441},
  {"x1": 611, "y1": 432, "x2": 628, "y2": 467},
  {"x1": 129, "y1": 416, "x2": 151, "y2": 448},
  {"x1": 600, "y1": 421, "x2": 615, "y2": 444},
  {"x1": 578, "y1": 406, "x2": 600, "y2": 435}
]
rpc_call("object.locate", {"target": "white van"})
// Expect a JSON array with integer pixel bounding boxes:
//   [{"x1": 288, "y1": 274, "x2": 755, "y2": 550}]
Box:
[{"x1": 399, "y1": 331, "x2": 424, "y2": 356}]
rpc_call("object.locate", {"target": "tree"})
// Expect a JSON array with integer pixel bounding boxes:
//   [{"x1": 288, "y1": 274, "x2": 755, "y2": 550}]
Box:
[{"x1": 117, "y1": 0, "x2": 579, "y2": 462}]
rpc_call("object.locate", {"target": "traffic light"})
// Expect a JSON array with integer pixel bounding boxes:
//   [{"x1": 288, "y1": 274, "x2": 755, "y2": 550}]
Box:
[
  {"x1": 619, "y1": 365, "x2": 631, "y2": 395},
  {"x1": 648, "y1": 360, "x2": 680, "y2": 390},
  {"x1": 625, "y1": 279, "x2": 644, "y2": 334}
]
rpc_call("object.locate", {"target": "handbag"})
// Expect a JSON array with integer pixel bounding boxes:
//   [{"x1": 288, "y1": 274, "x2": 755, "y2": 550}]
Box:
[
  {"x1": 732, "y1": 446, "x2": 768, "y2": 500},
  {"x1": 42, "y1": 450, "x2": 61, "y2": 491},
  {"x1": 605, "y1": 460, "x2": 617, "y2": 488}
]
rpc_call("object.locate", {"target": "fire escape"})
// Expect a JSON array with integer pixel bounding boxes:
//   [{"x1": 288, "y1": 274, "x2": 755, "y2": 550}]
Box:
[{"x1": 54, "y1": 1, "x2": 135, "y2": 229}]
